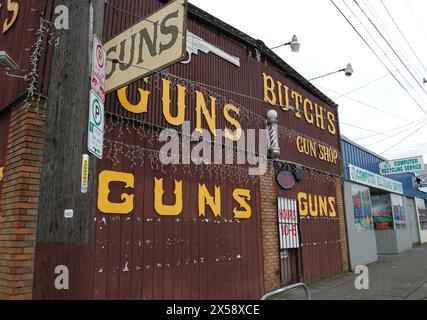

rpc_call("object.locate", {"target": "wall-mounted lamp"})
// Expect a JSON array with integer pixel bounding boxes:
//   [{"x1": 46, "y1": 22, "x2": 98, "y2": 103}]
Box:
[
  {"x1": 270, "y1": 35, "x2": 300, "y2": 53},
  {"x1": 309, "y1": 63, "x2": 353, "y2": 81}
]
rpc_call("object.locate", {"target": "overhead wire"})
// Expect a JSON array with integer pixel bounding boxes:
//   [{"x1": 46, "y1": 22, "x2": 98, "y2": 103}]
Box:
[
  {"x1": 380, "y1": 122, "x2": 427, "y2": 154},
  {"x1": 317, "y1": 84, "x2": 407, "y2": 121},
  {"x1": 340, "y1": 121, "x2": 427, "y2": 148},
  {"x1": 380, "y1": 0, "x2": 427, "y2": 75},
  {"x1": 330, "y1": 0, "x2": 427, "y2": 115},
  {"x1": 353, "y1": 0, "x2": 427, "y2": 96},
  {"x1": 364, "y1": 119, "x2": 427, "y2": 147},
  {"x1": 405, "y1": 0, "x2": 427, "y2": 40},
  {"x1": 354, "y1": 117, "x2": 427, "y2": 141},
  {"x1": 341, "y1": 0, "x2": 427, "y2": 107},
  {"x1": 362, "y1": 0, "x2": 425, "y2": 80},
  {"x1": 331, "y1": 71, "x2": 395, "y2": 100}
]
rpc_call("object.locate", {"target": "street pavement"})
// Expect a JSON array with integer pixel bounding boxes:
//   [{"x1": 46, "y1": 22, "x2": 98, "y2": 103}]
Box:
[{"x1": 277, "y1": 243, "x2": 427, "y2": 300}]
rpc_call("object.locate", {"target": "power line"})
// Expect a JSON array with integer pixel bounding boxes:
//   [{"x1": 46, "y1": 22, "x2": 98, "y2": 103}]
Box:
[
  {"x1": 330, "y1": 0, "x2": 427, "y2": 115},
  {"x1": 340, "y1": 121, "x2": 427, "y2": 148},
  {"x1": 364, "y1": 119, "x2": 427, "y2": 147},
  {"x1": 363, "y1": 0, "x2": 425, "y2": 80},
  {"x1": 331, "y1": 71, "x2": 395, "y2": 100},
  {"x1": 354, "y1": 117, "x2": 427, "y2": 141},
  {"x1": 317, "y1": 84, "x2": 407, "y2": 121},
  {"x1": 344, "y1": 0, "x2": 426, "y2": 106},
  {"x1": 339, "y1": 0, "x2": 427, "y2": 109},
  {"x1": 382, "y1": 142, "x2": 427, "y2": 157},
  {"x1": 381, "y1": 0, "x2": 427, "y2": 75},
  {"x1": 354, "y1": 0, "x2": 427, "y2": 96},
  {"x1": 380, "y1": 122, "x2": 427, "y2": 154},
  {"x1": 405, "y1": 0, "x2": 427, "y2": 40}
]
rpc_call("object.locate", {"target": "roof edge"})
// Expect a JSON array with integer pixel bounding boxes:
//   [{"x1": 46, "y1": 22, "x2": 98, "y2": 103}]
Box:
[{"x1": 185, "y1": 2, "x2": 339, "y2": 109}]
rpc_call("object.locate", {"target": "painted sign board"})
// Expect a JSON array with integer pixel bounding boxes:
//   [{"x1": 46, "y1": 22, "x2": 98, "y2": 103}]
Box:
[
  {"x1": 88, "y1": 90, "x2": 104, "y2": 159},
  {"x1": 104, "y1": 0, "x2": 188, "y2": 93},
  {"x1": 379, "y1": 156, "x2": 424, "y2": 175},
  {"x1": 415, "y1": 175, "x2": 427, "y2": 189},
  {"x1": 349, "y1": 164, "x2": 404, "y2": 195},
  {"x1": 277, "y1": 198, "x2": 300, "y2": 249},
  {"x1": 91, "y1": 34, "x2": 106, "y2": 102}
]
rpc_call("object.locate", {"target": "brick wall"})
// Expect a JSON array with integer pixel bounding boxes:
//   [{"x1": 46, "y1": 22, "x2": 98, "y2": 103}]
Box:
[
  {"x1": 336, "y1": 179, "x2": 349, "y2": 272},
  {"x1": 0, "y1": 102, "x2": 45, "y2": 300},
  {"x1": 260, "y1": 163, "x2": 281, "y2": 292}
]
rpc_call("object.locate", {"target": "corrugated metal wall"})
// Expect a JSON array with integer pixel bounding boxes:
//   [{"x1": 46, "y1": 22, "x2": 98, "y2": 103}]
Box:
[
  {"x1": 0, "y1": 0, "x2": 54, "y2": 110},
  {"x1": 99, "y1": 0, "x2": 344, "y2": 291},
  {"x1": 30, "y1": 0, "x2": 345, "y2": 299}
]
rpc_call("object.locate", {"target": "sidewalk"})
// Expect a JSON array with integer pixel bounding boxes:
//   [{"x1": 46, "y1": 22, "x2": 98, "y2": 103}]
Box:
[{"x1": 277, "y1": 244, "x2": 427, "y2": 300}]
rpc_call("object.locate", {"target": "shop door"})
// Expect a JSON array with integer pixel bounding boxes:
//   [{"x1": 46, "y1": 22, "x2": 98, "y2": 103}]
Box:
[
  {"x1": 278, "y1": 198, "x2": 302, "y2": 286},
  {"x1": 280, "y1": 249, "x2": 301, "y2": 285},
  {"x1": 407, "y1": 199, "x2": 421, "y2": 244}
]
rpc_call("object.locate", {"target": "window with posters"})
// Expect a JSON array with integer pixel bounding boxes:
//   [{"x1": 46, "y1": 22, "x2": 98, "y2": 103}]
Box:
[
  {"x1": 351, "y1": 184, "x2": 373, "y2": 231},
  {"x1": 416, "y1": 198, "x2": 427, "y2": 230},
  {"x1": 371, "y1": 194, "x2": 394, "y2": 230},
  {"x1": 391, "y1": 194, "x2": 406, "y2": 230}
]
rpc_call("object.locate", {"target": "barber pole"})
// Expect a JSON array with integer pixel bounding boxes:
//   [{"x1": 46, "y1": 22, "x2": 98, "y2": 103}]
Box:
[{"x1": 267, "y1": 109, "x2": 280, "y2": 159}]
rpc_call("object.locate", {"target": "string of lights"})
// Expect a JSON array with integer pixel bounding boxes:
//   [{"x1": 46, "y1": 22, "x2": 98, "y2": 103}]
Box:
[
  {"x1": 25, "y1": 17, "x2": 56, "y2": 112},
  {"x1": 104, "y1": 113, "x2": 342, "y2": 184}
]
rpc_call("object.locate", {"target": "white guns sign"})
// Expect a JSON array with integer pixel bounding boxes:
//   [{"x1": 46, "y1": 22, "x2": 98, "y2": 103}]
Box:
[{"x1": 182, "y1": 31, "x2": 240, "y2": 67}]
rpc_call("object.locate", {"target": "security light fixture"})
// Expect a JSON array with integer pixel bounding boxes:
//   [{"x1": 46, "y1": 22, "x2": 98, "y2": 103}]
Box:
[
  {"x1": 271, "y1": 35, "x2": 300, "y2": 53},
  {"x1": 423, "y1": 78, "x2": 427, "y2": 84},
  {"x1": 0, "y1": 51, "x2": 19, "y2": 72},
  {"x1": 344, "y1": 63, "x2": 354, "y2": 77},
  {"x1": 309, "y1": 63, "x2": 354, "y2": 81}
]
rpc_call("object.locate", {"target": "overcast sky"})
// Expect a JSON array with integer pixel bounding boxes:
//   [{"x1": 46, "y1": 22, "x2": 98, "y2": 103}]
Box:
[{"x1": 190, "y1": 0, "x2": 427, "y2": 164}]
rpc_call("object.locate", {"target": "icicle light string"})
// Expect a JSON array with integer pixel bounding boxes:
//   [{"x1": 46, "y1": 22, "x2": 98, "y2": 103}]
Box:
[
  {"x1": 103, "y1": 136, "x2": 341, "y2": 185},
  {"x1": 25, "y1": 17, "x2": 57, "y2": 112},
  {"x1": 104, "y1": 115, "x2": 342, "y2": 185}
]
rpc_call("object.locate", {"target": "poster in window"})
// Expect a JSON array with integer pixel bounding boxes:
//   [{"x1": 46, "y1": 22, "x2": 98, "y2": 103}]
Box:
[
  {"x1": 352, "y1": 185, "x2": 373, "y2": 231},
  {"x1": 372, "y1": 194, "x2": 393, "y2": 230},
  {"x1": 416, "y1": 198, "x2": 427, "y2": 230},
  {"x1": 391, "y1": 194, "x2": 406, "y2": 230}
]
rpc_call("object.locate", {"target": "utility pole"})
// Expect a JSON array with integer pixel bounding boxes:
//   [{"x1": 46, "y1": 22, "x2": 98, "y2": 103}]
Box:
[{"x1": 34, "y1": 0, "x2": 105, "y2": 297}]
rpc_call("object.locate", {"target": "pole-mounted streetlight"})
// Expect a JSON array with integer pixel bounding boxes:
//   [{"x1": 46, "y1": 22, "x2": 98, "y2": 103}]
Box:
[
  {"x1": 270, "y1": 35, "x2": 301, "y2": 53},
  {"x1": 309, "y1": 63, "x2": 354, "y2": 81}
]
